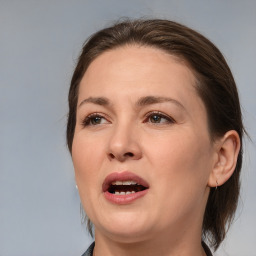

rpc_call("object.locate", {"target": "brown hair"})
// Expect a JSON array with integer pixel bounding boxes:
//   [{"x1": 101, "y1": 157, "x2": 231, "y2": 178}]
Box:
[{"x1": 67, "y1": 19, "x2": 244, "y2": 250}]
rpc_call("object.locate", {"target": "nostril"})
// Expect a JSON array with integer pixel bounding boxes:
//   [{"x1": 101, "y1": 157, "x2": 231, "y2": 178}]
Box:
[
  {"x1": 124, "y1": 152, "x2": 134, "y2": 157},
  {"x1": 109, "y1": 153, "x2": 115, "y2": 159},
  {"x1": 108, "y1": 152, "x2": 134, "y2": 160}
]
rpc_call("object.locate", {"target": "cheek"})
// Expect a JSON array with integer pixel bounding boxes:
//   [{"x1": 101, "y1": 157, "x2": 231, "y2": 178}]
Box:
[
  {"x1": 146, "y1": 134, "x2": 212, "y2": 224},
  {"x1": 72, "y1": 134, "x2": 104, "y2": 193},
  {"x1": 147, "y1": 132, "x2": 212, "y2": 193}
]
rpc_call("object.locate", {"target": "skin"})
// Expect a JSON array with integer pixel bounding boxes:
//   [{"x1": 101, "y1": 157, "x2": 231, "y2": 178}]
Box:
[{"x1": 72, "y1": 45, "x2": 240, "y2": 256}]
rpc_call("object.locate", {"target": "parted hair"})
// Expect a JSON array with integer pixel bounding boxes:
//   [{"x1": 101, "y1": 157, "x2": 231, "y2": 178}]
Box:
[{"x1": 67, "y1": 19, "x2": 244, "y2": 250}]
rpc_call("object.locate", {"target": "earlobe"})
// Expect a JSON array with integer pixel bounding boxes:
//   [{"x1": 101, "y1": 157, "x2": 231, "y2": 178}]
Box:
[{"x1": 208, "y1": 130, "x2": 241, "y2": 188}]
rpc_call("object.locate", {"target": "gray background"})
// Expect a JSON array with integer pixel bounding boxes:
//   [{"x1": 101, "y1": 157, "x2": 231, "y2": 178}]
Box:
[{"x1": 0, "y1": 1, "x2": 255, "y2": 255}]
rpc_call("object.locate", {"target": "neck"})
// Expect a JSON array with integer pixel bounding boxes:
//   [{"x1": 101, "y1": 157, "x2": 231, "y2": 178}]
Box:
[{"x1": 93, "y1": 226, "x2": 206, "y2": 256}]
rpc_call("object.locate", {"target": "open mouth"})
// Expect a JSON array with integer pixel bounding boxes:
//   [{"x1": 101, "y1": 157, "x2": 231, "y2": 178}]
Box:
[
  {"x1": 102, "y1": 171, "x2": 150, "y2": 196},
  {"x1": 107, "y1": 180, "x2": 148, "y2": 195}
]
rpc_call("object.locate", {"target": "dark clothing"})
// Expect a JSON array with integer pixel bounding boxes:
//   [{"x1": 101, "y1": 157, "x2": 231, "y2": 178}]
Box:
[
  {"x1": 82, "y1": 242, "x2": 95, "y2": 256},
  {"x1": 82, "y1": 241, "x2": 213, "y2": 256},
  {"x1": 202, "y1": 241, "x2": 213, "y2": 256}
]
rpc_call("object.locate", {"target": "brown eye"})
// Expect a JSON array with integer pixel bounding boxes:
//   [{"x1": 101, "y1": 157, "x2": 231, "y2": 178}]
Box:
[
  {"x1": 90, "y1": 116, "x2": 102, "y2": 125},
  {"x1": 146, "y1": 112, "x2": 175, "y2": 124},
  {"x1": 82, "y1": 114, "x2": 109, "y2": 127},
  {"x1": 149, "y1": 114, "x2": 163, "y2": 123}
]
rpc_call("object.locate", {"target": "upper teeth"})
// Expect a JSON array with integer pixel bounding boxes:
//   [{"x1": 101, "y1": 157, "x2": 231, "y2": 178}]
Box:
[{"x1": 111, "y1": 180, "x2": 137, "y2": 185}]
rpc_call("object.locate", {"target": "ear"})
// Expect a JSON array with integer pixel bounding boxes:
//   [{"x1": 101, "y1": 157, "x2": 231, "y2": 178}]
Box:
[{"x1": 208, "y1": 130, "x2": 241, "y2": 188}]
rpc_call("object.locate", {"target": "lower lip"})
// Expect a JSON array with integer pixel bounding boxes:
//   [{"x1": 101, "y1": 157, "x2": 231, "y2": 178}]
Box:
[{"x1": 104, "y1": 189, "x2": 148, "y2": 205}]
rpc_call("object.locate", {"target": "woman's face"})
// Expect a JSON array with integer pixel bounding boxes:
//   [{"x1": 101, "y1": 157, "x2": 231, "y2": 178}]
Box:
[{"x1": 72, "y1": 45, "x2": 216, "y2": 242}]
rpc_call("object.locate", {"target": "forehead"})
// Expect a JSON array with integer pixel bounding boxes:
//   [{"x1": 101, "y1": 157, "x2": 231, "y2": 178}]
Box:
[
  {"x1": 80, "y1": 45, "x2": 197, "y2": 94},
  {"x1": 79, "y1": 45, "x2": 203, "y2": 109}
]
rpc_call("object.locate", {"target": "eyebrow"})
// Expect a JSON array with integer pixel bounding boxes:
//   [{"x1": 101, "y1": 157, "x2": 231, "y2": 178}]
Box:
[
  {"x1": 136, "y1": 96, "x2": 185, "y2": 109},
  {"x1": 78, "y1": 97, "x2": 110, "y2": 107},
  {"x1": 78, "y1": 96, "x2": 185, "y2": 110}
]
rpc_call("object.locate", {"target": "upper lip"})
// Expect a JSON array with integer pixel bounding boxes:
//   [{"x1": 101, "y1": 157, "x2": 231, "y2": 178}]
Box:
[{"x1": 102, "y1": 171, "x2": 150, "y2": 192}]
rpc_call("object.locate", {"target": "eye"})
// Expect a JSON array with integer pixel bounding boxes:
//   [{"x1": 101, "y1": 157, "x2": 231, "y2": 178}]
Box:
[
  {"x1": 145, "y1": 112, "x2": 175, "y2": 124},
  {"x1": 82, "y1": 113, "x2": 109, "y2": 127}
]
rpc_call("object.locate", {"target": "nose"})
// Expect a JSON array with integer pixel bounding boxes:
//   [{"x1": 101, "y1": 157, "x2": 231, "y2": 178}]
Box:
[{"x1": 107, "y1": 123, "x2": 142, "y2": 162}]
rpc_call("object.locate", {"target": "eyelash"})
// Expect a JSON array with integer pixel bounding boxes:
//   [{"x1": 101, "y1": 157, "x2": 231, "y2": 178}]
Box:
[
  {"x1": 144, "y1": 111, "x2": 175, "y2": 124},
  {"x1": 81, "y1": 113, "x2": 109, "y2": 127},
  {"x1": 81, "y1": 111, "x2": 175, "y2": 127}
]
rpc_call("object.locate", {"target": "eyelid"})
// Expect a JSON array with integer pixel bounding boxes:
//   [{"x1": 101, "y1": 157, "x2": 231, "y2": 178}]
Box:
[
  {"x1": 81, "y1": 112, "x2": 110, "y2": 127},
  {"x1": 144, "y1": 111, "x2": 176, "y2": 123}
]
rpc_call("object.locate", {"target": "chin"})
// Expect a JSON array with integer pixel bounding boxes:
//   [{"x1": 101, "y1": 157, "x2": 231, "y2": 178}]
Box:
[{"x1": 95, "y1": 212, "x2": 153, "y2": 243}]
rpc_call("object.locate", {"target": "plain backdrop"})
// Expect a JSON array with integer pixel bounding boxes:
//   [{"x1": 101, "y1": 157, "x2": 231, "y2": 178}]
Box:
[{"x1": 0, "y1": 1, "x2": 255, "y2": 255}]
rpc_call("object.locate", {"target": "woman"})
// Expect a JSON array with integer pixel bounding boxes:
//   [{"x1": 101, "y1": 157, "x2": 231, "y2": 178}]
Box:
[{"x1": 67, "y1": 19, "x2": 244, "y2": 256}]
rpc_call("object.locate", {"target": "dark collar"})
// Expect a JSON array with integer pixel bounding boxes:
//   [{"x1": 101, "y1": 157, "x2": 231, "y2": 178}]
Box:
[
  {"x1": 202, "y1": 241, "x2": 213, "y2": 256},
  {"x1": 81, "y1": 242, "x2": 95, "y2": 256}
]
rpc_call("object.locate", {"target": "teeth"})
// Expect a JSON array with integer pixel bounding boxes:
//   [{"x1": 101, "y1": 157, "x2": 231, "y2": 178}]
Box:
[
  {"x1": 111, "y1": 180, "x2": 137, "y2": 185},
  {"x1": 123, "y1": 181, "x2": 137, "y2": 185},
  {"x1": 114, "y1": 191, "x2": 136, "y2": 195},
  {"x1": 113, "y1": 181, "x2": 123, "y2": 185}
]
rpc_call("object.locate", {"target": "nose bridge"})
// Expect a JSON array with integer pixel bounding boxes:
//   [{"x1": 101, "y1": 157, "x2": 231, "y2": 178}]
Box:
[{"x1": 107, "y1": 117, "x2": 141, "y2": 161}]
